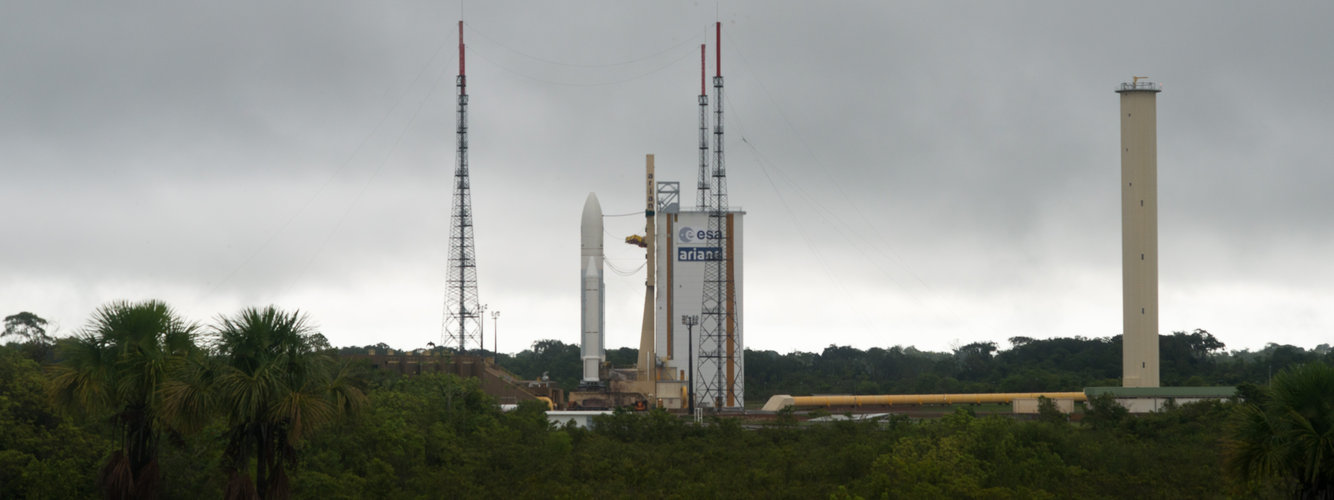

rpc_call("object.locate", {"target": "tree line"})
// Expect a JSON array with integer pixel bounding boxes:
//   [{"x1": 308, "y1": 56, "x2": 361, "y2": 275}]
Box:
[
  {"x1": 5, "y1": 307, "x2": 1333, "y2": 498},
  {"x1": 479, "y1": 330, "x2": 1332, "y2": 403}
]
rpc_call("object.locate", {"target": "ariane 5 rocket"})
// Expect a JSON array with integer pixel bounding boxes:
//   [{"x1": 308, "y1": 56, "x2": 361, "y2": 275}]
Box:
[{"x1": 580, "y1": 192, "x2": 605, "y2": 386}]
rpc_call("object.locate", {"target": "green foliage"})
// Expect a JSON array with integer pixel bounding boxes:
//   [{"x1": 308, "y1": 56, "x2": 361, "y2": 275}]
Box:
[
  {"x1": 7, "y1": 336, "x2": 1249, "y2": 499},
  {"x1": 288, "y1": 372, "x2": 576, "y2": 498},
  {"x1": 497, "y1": 339, "x2": 583, "y2": 390},
  {"x1": 212, "y1": 305, "x2": 367, "y2": 498},
  {"x1": 2, "y1": 311, "x2": 50, "y2": 344},
  {"x1": 3, "y1": 311, "x2": 54, "y2": 362},
  {"x1": 417, "y1": 332, "x2": 1327, "y2": 404},
  {"x1": 1082, "y1": 392, "x2": 1129, "y2": 430},
  {"x1": 47, "y1": 299, "x2": 202, "y2": 498},
  {"x1": 1227, "y1": 361, "x2": 1334, "y2": 497},
  {"x1": 6, "y1": 308, "x2": 1318, "y2": 498},
  {"x1": 1036, "y1": 396, "x2": 1066, "y2": 424},
  {"x1": 0, "y1": 345, "x2": 111, "y2": 497}
]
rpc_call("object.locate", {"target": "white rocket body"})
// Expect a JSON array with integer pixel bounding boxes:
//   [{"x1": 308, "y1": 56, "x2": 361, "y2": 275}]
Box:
[{"x1": 580, "y1": 193, "x2": 605, "y2": 384}]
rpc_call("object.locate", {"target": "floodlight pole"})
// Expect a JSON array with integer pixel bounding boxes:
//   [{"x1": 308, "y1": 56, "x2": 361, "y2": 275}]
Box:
[
  {"x1": 478, "y1": 303, "x2": 487, "y2": 355},
  {"x1": 682, "y1": 314, "x2": 700, "y2": 413},
  {"x1": 491, "y1": 310, "x2": 500, "y2": 358}
]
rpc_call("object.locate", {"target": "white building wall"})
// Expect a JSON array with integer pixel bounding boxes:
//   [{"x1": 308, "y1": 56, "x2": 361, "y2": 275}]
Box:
[
  {"x1": 546, "y1": 410, "x2": 612, "y2": 429},
  {"x1": 655, "y1": 210, "x2": 744, "y2": 408},
  {"x1": 1115, "y1": 397, "x2": 1216, "y2": 414}
]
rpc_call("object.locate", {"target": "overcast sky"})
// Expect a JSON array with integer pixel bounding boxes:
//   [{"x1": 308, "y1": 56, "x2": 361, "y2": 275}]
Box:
[{"x1": 4, "y1": 1, "x2": 1332, "y2": 355}]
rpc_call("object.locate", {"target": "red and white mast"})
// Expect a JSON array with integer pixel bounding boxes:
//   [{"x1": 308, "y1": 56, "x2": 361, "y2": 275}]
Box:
[{"x1": 443, "y1": 21, "x2": 483, "y2": 352}]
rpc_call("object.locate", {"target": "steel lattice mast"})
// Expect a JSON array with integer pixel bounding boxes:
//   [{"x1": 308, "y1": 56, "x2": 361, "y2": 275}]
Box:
[
  {"x1": 696, "y1": 43, "x2": 710, "y2": 211},
  {"x1": 699, "y1": 22, "x2": 740, "y2": 409},
  {"x1": 443, "y1": 20, "x2": 483, "y2": 352}
]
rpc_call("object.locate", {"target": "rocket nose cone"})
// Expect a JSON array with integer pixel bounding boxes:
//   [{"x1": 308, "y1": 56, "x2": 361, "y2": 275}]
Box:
[
  {"x1": 581, "y1": 193, "x2": 603, "y2": 249},
  {"x1": 582, "y1": 192, "x2": 602, "y2": 221}
]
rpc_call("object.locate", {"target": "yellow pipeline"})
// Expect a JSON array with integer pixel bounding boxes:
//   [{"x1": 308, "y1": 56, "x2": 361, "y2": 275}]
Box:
[{"x1": 762, "y1": 392, "x2": 1087, "y2": 411}]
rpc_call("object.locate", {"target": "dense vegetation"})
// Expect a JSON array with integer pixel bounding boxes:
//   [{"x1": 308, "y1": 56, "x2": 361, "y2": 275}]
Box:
[
  {"x1": 483, "y1": 330, "x2": 1333, "y2": 403},
  {"x1": 5, "y1": 308, "x2": 1334, "y2": 498},
  {"x1": 5, "y1": 304, "x2": 364, "y2": 499}
]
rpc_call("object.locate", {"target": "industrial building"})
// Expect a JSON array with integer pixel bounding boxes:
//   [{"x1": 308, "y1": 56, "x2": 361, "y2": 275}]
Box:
[{"x1": 653, "y1": 195, "x2": 745, "y2": 409}]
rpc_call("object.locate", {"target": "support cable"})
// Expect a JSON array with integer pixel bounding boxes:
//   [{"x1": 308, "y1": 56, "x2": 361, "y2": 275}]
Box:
[
  {"x1": 468, "y1": 44, "x2": 694, "y2": 88},
  {"x1": 465, "y1": 22, "x2": 705, "y2": 69},
  {"x1": 205, "y1": 32, "x2": 456, "y2": 296}
]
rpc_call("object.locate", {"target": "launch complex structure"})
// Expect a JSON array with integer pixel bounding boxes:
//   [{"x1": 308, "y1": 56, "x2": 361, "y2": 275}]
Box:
[
  {"x1": 433, "y1": 20, "x2": 743, "y2": 413},
  {"x1": 437, "y1": 15, "x2": 1216, "y2": 414},
  {"x1": 570, "y1": 24, "x2": 745, "y2": 412}
]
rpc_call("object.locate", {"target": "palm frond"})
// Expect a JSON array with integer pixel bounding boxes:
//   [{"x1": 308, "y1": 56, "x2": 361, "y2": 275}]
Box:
[
  {"x1": 1226, "y1": 403, "x2": 1285, "y2": 480},
  {"x1": 47, "y1": 332, "x2": 116, "y2": 416},
  {"x1": 326, "y1": 359, "x2": 369, "y2": 416},
  {"x1": 270, "y1": 384, "x2": 337, "y2": 442},
  {"x1": 157, "y1": 355, "x2": 216, "y2": 434}
]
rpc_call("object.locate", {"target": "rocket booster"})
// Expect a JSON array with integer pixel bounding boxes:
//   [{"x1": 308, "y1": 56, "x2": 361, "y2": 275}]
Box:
[{"x1": 580, "y1": 193, "x2": 605, "y2": 384}]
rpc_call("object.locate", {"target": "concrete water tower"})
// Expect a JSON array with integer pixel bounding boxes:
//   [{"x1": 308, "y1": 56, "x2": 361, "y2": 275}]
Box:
[{"x1": 1117, "y1": 77, "x2": 1162, "y2": 388}]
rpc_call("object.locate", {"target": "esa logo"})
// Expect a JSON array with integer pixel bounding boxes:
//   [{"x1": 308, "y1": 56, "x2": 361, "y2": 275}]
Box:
[{"x1": 677, "y1": 226, "x2": 722, "y2": 243}]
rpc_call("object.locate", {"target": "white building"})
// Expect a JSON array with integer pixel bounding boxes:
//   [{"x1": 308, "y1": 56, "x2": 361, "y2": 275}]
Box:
[{"x1": 652, "y1": 186, "x2": 745, "y2": 409}]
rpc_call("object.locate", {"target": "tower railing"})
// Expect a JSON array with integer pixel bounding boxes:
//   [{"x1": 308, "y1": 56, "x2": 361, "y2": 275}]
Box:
[{"x1": 1115, "y1": 81, "x2": 1162, "y2": 92}]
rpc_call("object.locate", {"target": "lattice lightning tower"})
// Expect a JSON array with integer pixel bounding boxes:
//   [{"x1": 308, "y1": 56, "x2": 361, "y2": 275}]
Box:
[
  {"x1": 699, "y1": 22, "x2": 741, "y2": 409},
  {"x1": 442, "y1": 21, "x2": 483, "y2": 352},
  {"x1": 696, "y1": 43, "x2": 710, "y2": 210}
]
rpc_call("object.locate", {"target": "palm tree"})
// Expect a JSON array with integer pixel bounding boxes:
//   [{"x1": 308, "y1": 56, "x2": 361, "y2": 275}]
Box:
[
  {"x1": 1228, "y1": 361, "x2": 1334, "y2": 498},
  {"x1": 212, "y1": 306, "x2": 365, "y2": 499},
  {"x1": 48, "y1": 299, "x2": 204, "y2": 500}
]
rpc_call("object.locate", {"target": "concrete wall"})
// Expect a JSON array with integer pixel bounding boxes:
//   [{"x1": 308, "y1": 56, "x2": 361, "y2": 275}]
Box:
[
  {"x1": 344, "y1": 353, "x2": 563, "y2": 406},
  {"x1": 1119, "y1": 87, "x2": 1161, "y2": 388},
  {"x1": 1115, "y1": 397, "x2": 1217, "y2": 414},
  {"x1": 1012, "y1": 398, "x2": 1074, "y2": 414}
]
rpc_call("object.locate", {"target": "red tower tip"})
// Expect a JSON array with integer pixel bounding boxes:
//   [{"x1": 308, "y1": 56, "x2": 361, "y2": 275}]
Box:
[
  {"x1": 715, "y1": 22, "x2": 721, "y2": 76},
  {"x1": 458, "y1": 21, "x2": 465, "y2": 78},
  {"x1": 700, "y1": 44, "x2": 706, "y2": 95}
]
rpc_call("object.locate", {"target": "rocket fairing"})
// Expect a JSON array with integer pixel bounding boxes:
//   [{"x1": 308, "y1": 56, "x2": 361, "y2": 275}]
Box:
[{"x1": 580, "y1": 193, "x2": 605, "y2": 385}]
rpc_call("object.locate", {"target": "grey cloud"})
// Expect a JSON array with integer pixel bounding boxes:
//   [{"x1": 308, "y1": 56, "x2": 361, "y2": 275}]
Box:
[{"x1": 3, "y1": 1, "x2": 1332, "y2": 352}]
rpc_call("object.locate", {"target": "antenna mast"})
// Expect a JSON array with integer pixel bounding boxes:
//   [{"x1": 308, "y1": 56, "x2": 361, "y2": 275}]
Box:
[
  {"x1": 699, "y1": 22, "x2": 740, "y2": 410},
  {"x1": 443, "y1": 20, "x2": 483, "y2": 352},
  {"x1": 696, "y1": 44, "x2": 710, "y2": 210}
]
